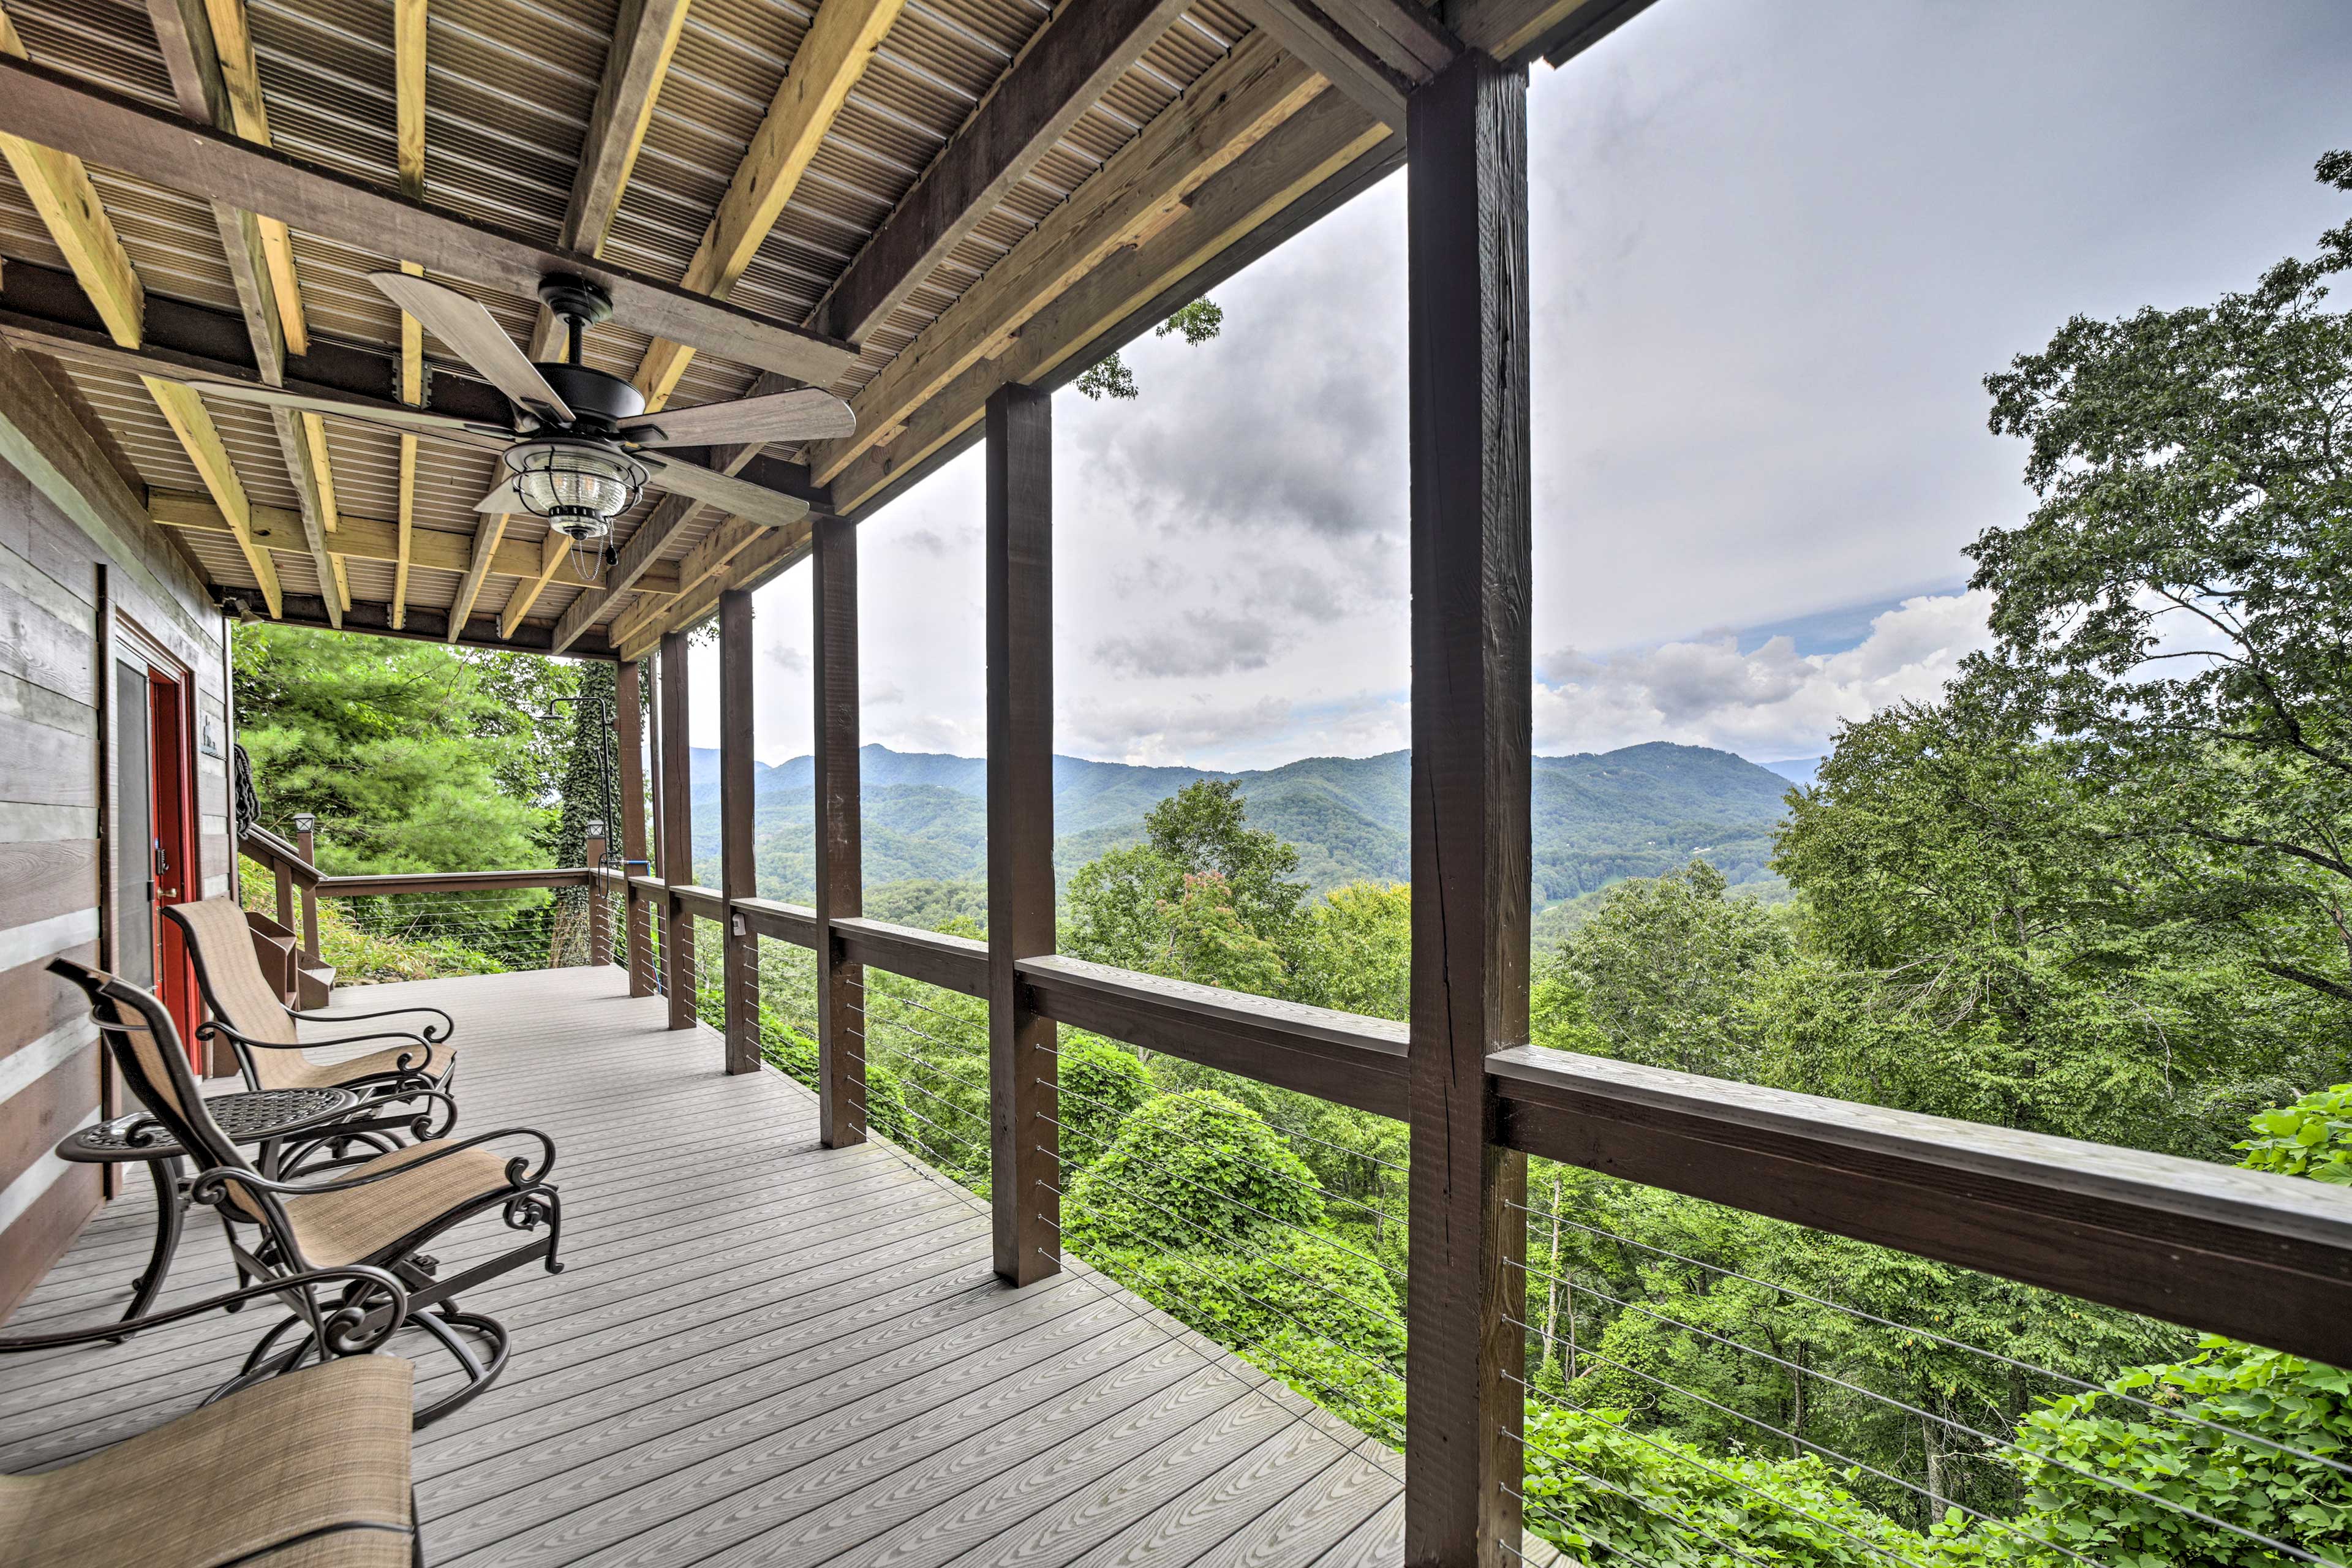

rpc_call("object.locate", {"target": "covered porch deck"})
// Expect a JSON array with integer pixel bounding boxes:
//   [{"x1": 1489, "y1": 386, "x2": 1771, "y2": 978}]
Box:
[{"x1": 0, "y1": 966, "x2": 1404, "y2": 1568}]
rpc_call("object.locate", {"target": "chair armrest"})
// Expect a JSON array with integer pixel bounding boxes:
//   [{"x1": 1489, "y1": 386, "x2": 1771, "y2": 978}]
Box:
[
  {"x1": 306, "y1": 1003, "x2": 454, "y2": 1042},
  {"x1": 190, "y1": 1126, "x2": 556, "y2": 1204},
  {"x1": 0, "y1": 1265, "x2": 410, "y2": 1354},
  {"x1": 198, "y1": 1020, "x2": 442, "y2": 1077}
]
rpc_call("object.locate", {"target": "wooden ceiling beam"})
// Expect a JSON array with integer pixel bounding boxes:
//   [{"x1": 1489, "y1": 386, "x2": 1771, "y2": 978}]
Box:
[
  {"x1": 0, "y1": 1, "x2": 286, "y2": 614},
  {"x1": 828, "y1": 86, "x2": 1391, "y2": 514},
  {"x1": 809, "y1": 31, "x2": 1324, "y2": 491},
  {"x1": 148, "y1": 0, "x2": 343, "y2": 624},
  {"x1": 529, "y1": 0, "x2": 692, "y2": 360},
  {"x1": 153, "y1": 489, "x2": 681, "y2": 592},
  {"x1": 268, "y1": 592, "x2": 621, "y2": 657},
  {"x1": 810, "y1": 0, "x2": 1189, "y2": 345},
  {"x1": 1228, "y1": 0, "x2": 1414, "y2": 128},
  {"x1": 630, "y1": 0, "x2": 907, "y2": 409},
  {"x1": 616, "y1": 516, "x2": 812, "y2": 662},
  {"x1": 1447, "y1": 0, "x2": 1656, "y2": 66},
  {"x1": 0, "y1": 53, "x2": 860, "y2": 386}
]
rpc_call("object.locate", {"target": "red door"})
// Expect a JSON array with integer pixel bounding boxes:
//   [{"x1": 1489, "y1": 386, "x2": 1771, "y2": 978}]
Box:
[{"x1": 113, "y1": 647, "x2": 202, "y2": 1068}]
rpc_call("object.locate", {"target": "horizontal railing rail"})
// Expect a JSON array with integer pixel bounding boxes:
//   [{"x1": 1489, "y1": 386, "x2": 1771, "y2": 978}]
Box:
[
  {"x1": 312, "y1": 867, "x2": 595, "y2": 896},
  {"x1": 1492, "y1": 1044, "x2": 2352, "y2": 1368},
  {"x1": 835, "y1": 916, "x2": 985, "y2": 997},
  {"x1": 699, "y1": 886, "x2": 2352, "y2": 1371}
]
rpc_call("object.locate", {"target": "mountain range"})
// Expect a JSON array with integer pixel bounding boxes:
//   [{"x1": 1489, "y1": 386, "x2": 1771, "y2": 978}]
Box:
[{"x1": 688, "y1": 741, "x2": 1799, "y2": 924}]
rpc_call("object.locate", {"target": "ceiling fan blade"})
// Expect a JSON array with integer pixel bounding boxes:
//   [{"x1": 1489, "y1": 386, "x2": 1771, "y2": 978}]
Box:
[
  {"x1": 617, "y1": 386, "x2": 856, "y2": 450},
  {"x1": 181, "y1": 380, "x2": 483, "y2": 434},
  {"x1": 369, "y1": 271, "x2": 576, "y2": 423},
  {"x1": 473, "y1": 477, "x2": 525, "y2": 514},
  {"x1": 638, "y1": 453, "x2": 811, "y2": 530}
]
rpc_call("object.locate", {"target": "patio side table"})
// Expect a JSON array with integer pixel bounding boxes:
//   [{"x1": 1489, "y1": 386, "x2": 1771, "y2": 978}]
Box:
[{"x1": 56, "y1": 1085, "x2": 361, "y2": 1325}]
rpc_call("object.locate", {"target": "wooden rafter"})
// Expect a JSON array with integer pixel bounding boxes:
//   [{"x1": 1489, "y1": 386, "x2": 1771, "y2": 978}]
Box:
[
  {"x1": 616, "y1": 515, "x2": 811, "y2": 662},
  {"x1": 528, "y1": 0, "x2": 691, "y2": 360},
  {"x1": 810, "y1": 0, "x2": 1190, "y2": 345},
  {"x1": 1227, "y1": 0, "x2": 1460, "y2": 129},
  {"x1": 392, "y1": 0, "x2": 425, "y2": 630},
  {"x1": 630, "y1": 0, "x2": 907, "y2": 410},
  {"x1": 606, "y1": 513, "x2": 763, "y2": 649},
  {"x1": 151, "y1": 489, "x2": 682, "y2": 594},
  {"x1": 193, "y1": 0, "x2": 309, "y2": 350},
  {"x1": 809, "y1": 34, "x2": 1333, "y2": 499},
  {"x1": 499, "y1": 529, "x2": 572, "y2": 637},
  {"x1": 0, "y1": 1, "x2": 285, "y2": 615},
  {"x1": 147, "y1": 378, "x2": 283, "y2": 616},
  {"x1": 147, "y1": 0, "x2": 343, "y2": 624},
  {"x1": 445, "y1": 511, "x2": 507, "y2": 640}
]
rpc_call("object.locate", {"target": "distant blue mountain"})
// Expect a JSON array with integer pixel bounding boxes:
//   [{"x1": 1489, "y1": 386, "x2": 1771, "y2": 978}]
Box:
[
  {"x1": 1761, "y1": 757, "x2": 1822, "y2": 788},
  {"x1": 686, "y1": 741, "x2": 1795, "y2": 913}
]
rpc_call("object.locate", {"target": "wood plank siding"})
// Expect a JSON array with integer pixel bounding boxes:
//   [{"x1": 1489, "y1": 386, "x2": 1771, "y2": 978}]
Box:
[
  {"x1": 0, "y1": 332, "x2": 230, "y2": 1319},
  {"x1": 0, "y1": 966, "x2": 1406, "y2": 1567}
]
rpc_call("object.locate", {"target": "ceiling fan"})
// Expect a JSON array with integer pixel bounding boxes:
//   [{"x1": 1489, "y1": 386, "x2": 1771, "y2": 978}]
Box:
[{"x1": 181, "y1": 271, "x2": 856, "y2": 582}]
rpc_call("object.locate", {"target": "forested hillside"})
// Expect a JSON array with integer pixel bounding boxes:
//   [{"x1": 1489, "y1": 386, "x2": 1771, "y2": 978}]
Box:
[{"x1": 689, "y1": 739, "x2": 1792, "y2": 914}]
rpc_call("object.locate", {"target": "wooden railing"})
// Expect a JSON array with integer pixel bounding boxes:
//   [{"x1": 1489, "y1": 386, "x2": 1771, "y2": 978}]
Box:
[{"x1": 658, "y1": 882, "x2": 2352, "y2": 1373}]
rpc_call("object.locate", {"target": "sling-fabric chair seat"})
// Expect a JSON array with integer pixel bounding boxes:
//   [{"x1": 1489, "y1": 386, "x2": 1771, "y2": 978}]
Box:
[
  {"x1": 0, "y1": 1355, "x2": 417, "y2": 1568},
  {"x1": 279, "y1": 1139, "x2": 526, "y2": 1268}
]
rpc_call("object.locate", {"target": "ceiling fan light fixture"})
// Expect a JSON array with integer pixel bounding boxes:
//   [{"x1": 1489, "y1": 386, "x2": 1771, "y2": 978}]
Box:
[{"x1": 503, "y1": 438, "x2": 647, "y2": 524}]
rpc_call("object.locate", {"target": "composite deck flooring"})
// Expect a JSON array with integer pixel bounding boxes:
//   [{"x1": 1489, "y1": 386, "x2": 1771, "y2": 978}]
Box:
[{"x1": 0, "y1": 965, "x2": 1405, "y2": 1566}]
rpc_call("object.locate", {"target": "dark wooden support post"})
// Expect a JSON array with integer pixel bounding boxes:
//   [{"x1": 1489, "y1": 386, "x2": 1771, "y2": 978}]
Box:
[
  {"x1": 292, "y1": 815, "x2": 319, "y2": 957},
  {"x1": 985, "y1": 383, "x2": 1058, "y2": 1286},
  {"x1": 617, "y1": 658, "x2": 654, "y2": 996},
  {"x1": 812, "y1": 514, "x2": 866, "y2": 1145},
  {"x1": 1403, "y1": 49, "x2": 1532, "y2": 1568},
  {"x1": 718, "y1": 589, "x2": 759, "y2": 1073},
  {"x1": 658, "y1": 629, "x2": 695, "y2": 1031},
  {"x1": 584, "y1": 827, "x2": 610, "y2": 967}
]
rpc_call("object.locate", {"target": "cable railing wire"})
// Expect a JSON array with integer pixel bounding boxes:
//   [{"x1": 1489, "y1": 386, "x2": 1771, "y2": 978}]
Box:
[{"x1": 1511, "y1": 1195, "x2": 2352, "y2": 1487}]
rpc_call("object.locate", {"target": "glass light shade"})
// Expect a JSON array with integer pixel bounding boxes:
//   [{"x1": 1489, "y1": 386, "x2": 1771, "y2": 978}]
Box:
[{"x1": 505, "y1": 441, "x2": 646, "y2": 522}]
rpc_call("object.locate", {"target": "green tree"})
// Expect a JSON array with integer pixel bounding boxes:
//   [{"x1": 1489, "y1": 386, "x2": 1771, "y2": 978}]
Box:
[
  {"x1": 1064, "y1": 779, "x2": 1311, "y2": 995},
  {"x1": 1074, "y1": 298, "x2": 1223, "y2": 401},
  {"x1": 1556, "y1": 859, "x2": 1792, "y2": 1080},
  {"x1": 233, "y1": 623, "x2": 562, "y2": 875},
  {"x1": 1968, "y1": 150, "x2": 2352, "y2": 1015}
]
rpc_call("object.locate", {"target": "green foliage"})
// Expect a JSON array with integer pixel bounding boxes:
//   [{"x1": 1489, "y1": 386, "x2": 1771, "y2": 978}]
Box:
[
  {"x1": 2236, "y1": 1084, "x2": 2352, "y2": 1184},
  {"x1": 1064, "y1": 780, "x2": 1311, "y2": 997},
  {"x1": 233, "y1": 622, "x2": 568, "y2": 875},
  {"x1": 1300, "y1": 881, "x2": 1410, "y2": 1019},
  {"x1": 1559, "y1": 859, "x2": 1792, "y2": 1080},
  {"x1": 1074, "y1": 297, "x2": 1221, "y2": 401},
  {"x1": 1104, "y1": 1238, "x2": 1401, "y2": 1371},
  {"x1": 1064, "y1": 1090, "x2": 1323, "y2": 1253},
  {"x1": 1523, "y1": 1401, "x2": 1956, "y2": 1568},
  {"x1": 1994, "y1": 1341, "x2": 2352, "y2": 1568},
  {"x1": 1964, "y1": 152, "x2": 2352, "y2": 1016},
  {"x1": 1057, "y1": 1036, "x2": 1155, "y2": 1168}
]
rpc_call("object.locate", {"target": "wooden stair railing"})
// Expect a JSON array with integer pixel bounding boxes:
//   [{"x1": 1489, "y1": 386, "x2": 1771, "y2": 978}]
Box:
[{"x1": 236, "y1": 825, "x2": 331, "y2": 1009}]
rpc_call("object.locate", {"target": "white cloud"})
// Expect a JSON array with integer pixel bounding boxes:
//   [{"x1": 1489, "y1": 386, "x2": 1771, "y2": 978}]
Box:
[{"x1": 1534, "y1": 590, "x2": 1994, "y2": 760}]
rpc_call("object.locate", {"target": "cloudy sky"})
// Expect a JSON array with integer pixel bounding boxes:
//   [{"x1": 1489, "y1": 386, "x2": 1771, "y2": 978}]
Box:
[{"x1": 692, "y1": 0, "x2": 2352, "y2": 771}]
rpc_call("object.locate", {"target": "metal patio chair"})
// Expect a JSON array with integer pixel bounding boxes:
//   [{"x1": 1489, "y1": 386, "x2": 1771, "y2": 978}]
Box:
[
  {"x1": 165, "y1": 897, "x2": 460, "y2": 1110},
  {"x1": 0, "y1": 1266, "x2": 423, "y2": 1567},
  {"x1": 48, "y1": 957, "x2": 565, "y2": 1425}
]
